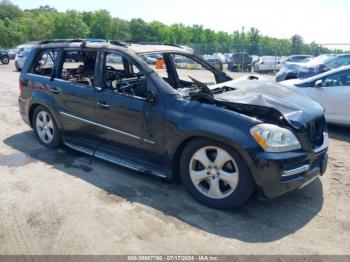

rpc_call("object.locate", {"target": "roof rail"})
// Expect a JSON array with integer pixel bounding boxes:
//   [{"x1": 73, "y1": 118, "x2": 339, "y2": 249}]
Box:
[
  {"x1": 38, "y1": 39, "x2": 84, "y2": 45},
  {"x1": 119, "y1": 41, "x2": 184, "y2": 49},
  {"x1": 110, "y1": 40, "x2": 129, "y2": 47},
  {"x1": 38, "y1": 38, "x2": 109, "y2": 45}
]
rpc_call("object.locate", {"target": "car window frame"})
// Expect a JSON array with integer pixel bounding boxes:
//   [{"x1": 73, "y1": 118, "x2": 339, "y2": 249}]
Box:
[
  {"x1": 319, "y1": 69, "x2": 350, "y2": 88},
  {"x1": 29, "y1": 48, "x2": 59, "y2": 78},
  {"x1": 55, "y1": 47, "x2": 100, "y2": 88},
  {"x1": 100, "y1": 49, "x2": 148, "y2": 101},
  {"x1": 165, "y1": 52, "x2": 225, "y2": 89},
  {"x1": 171, "y1": 53, "x2": 217, "y2": 84}
]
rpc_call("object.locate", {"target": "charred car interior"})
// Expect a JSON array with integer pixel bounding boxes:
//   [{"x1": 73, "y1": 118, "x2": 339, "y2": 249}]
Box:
[{"x1": 18, "y1": 39, "x2": 329, "y2": 209}]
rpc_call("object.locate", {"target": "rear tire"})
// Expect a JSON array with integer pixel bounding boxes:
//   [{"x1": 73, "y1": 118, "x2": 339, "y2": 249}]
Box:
[
  {"x1": 33, "y1": 106, "x2": 62, "y2": 148},
  {"x1": 179, "y1": 138, "x2": 254, "y2": 209}
]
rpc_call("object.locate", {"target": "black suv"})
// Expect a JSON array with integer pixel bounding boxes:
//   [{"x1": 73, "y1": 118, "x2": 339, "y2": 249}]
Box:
[
  {"x1": 18, "y1": 39, "x2": 328, "y2": 209},
  {"x1": 0, "y1": 48, "x2": 10, "y2": 64},
  {"x1": 228, "y1": 52, "x2": 252, "y2": 72}
]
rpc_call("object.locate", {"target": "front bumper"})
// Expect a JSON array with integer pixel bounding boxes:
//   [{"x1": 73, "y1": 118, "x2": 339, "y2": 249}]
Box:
[{"x1": 251, "y1": 133, "x2": 329, "y2": 198}]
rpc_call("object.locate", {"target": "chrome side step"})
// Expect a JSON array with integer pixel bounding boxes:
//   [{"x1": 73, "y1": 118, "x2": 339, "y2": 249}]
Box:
[
  {"x1": 63, "y1": 140, "x2": 167, "y2": 178},
  {"x1": 282, "y1": 164, "x2": 309, "y2": 177}
]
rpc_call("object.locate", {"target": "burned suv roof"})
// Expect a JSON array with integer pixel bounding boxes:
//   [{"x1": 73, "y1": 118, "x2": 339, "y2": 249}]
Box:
[
  {"x1": 34, "y1": 39, "x2": 192, "y2": 55},
  {"x1": 128, "y1": 43, "x2": 191, "y2": 54}
]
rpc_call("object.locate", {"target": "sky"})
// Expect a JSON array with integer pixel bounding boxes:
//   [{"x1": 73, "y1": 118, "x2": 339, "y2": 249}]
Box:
[{"x1": 10, "y1": 0, "x2": 350, "y2": 46}]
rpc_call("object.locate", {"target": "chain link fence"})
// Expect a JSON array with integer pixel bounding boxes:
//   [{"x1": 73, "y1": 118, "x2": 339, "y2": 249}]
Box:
[{"x1": 175, "y1": 43, "x2": 350, "y2": 73}]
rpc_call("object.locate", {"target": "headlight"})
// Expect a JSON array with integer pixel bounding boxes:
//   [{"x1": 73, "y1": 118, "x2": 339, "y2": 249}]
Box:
[{"x1": 250, "y1": 124, "x2": 301, "y2": 152}]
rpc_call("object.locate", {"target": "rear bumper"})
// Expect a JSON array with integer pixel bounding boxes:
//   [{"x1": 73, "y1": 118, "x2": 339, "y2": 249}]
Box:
[
  {"x1": 251, "y1": 133, "x2": 329, "y2": 198},
  {"x1": 18, "y1": 97, "x2": 31, "y2": 126}
]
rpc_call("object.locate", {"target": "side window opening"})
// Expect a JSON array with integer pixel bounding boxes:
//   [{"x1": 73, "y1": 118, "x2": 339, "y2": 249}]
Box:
[
  {"x1": 104, "y1": 52, "x2": 147, "y2": 98},
  {"x1": 138, "y1": 52, "x2": 217, "y2": 89},
  {"x1": 319, "y1": 70, "x2": 350, "y2": 87},
  {"x1": 58, "y1": 49, "x2": 97, "y2": 86},
  {"x1": 31, "y1": 49, "x2": 58, "y2": 77},
  {"x1": 171, "y1": 54, "x2": 217, "y2": 87}
]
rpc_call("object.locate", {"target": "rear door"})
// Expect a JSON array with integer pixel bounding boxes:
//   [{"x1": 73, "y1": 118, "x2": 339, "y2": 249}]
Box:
[{"x1": 53, "y1": 48, "x2": 100, "y2": 150}]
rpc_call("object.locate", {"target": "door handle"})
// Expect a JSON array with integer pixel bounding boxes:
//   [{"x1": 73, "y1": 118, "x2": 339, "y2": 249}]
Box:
[
  {"x1": 48, "y1": 86, "x2": 60, "y2": 94},
  {"x1": 98, "y1": 101, "x2": 110, "y2": 109}
]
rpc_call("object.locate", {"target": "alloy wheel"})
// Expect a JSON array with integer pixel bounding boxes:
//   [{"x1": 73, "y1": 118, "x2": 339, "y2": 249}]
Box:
[
  {"x1": 189, "y1": 146, "x2": 239, "y2": 199},
  {"x1": 35, "y1": 111, "x2": 54, "y2": 144}
]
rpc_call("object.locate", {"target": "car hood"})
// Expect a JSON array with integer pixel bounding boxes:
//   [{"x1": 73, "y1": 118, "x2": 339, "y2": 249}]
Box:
[
  {"x1": 279, "y1": 79, "x2": 302, "y2": 86},
  {"x1": 212, "y1": 79, "x2": 324, "y2": 128}
]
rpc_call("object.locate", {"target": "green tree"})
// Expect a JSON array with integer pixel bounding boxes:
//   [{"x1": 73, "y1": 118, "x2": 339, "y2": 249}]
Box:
[
  {"x1": 148, "y1": 21, "x2": 169, "y2": 43},
  {"x1": 291, "y1": 34, "x2": 304, "y2": 54},
  {"x1": 109, "y1": 18, "x2": 131, "y2": 40},
  {"x1": 129, "y1": 18, "x2": 152, "y2": 42},
  {"x1": 0, "y1": 0, "x2": 23, "y2": 20},
  {"x1": 0, "y1": 0, "x2": 338, "y2": 55},
  {"x1": 53, "y1": 11, "x2": 89, "y2": 39},
  {"x1": 90, "y1": 10, "x2": 112, "y2": 39},
  {"x1": 0, "y1": 20, "x2": 10, "y2": 46},
  {"x1": 247, "y1": 27, "x2": 261, "y2": 55}
]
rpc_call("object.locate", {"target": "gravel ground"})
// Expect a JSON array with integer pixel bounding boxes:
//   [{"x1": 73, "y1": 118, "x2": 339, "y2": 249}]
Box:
[{"x1": 0, "y1": 61, "x2": 349, "y2": 255}]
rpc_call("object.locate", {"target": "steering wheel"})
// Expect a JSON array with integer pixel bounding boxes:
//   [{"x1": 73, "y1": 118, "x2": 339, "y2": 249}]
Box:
[{"x1": 118, "y1": 82, "x2": 135, "y2": 96}]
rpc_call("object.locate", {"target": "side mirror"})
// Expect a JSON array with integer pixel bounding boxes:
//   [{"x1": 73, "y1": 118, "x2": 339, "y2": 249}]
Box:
[
  {"x1": 315, "y1": 79, "x2": 323, "y2": 88},
  {"x1": 146, "y1": 90, "x2": 156, "y2": 104}
]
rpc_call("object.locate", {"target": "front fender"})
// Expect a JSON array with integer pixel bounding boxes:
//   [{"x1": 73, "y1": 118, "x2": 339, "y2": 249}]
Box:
[{"x1": 164, "y1": 100, "x2": 262, "y2": 179}]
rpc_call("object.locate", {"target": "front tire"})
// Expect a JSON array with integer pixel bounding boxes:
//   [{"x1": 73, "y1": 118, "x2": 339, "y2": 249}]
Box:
[
  {"x1": 33, "y1": 106, "x2": 62, "y2": 148},
  {"x1": 180, "y1": 138, "x2": 254, "y2": 209}
]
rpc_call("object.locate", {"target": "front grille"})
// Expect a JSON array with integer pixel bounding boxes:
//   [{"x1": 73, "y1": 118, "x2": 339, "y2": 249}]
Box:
[{"x1": 307, "y1": 117, "x2": 326, "y2": 149}]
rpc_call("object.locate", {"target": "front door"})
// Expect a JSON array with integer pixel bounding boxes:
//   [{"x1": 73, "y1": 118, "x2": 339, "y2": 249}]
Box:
[{"x1": 94, "y1": 51, "x2": 164, "y2": 165}]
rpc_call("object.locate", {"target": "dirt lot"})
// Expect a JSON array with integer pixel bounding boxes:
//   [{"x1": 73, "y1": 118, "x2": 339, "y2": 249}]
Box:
[{"x1": 0, "y1": 61, "x2": 349, "y2": 255}]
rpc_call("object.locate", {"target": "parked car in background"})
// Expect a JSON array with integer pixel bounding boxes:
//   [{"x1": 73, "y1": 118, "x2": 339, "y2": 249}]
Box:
[
  {"x1": 8, "y1": 49, "x2": 16, "y2": 60},
  {"x1": 254, "y1": 56, "x2": 281, "y2": 73},
  {"x1": 106, "y1": 53, "x2": 123, "y2": 64},
  {"x1": 281, "y1": 65, "x2": 350, "y2": 126},
  {"x1": 212, "y1": 53, "x2": 226, "y2": 64},
  {"x1": 251, "y1": 55, "x2": 260, "y2": 66},
  {"x1": 275, "y1": 54, "x2": 349, "y2": 82},
  {"x1": 223, "y1": 53, "x2": 233, "y2": 64},
  {"x1": 18, "y1": 39, "x2": 328, "y2": 209},
  {"x1": 203, "y1": 55, "x2": 223, "y2": 71},
  {"x1": 15, "y1": 44, "x2": 35, "y2": 71},
  {"x1": 228, "y1": 52, "x2": 252, "y2": 72},
  {"x1": 140, "y1": 54, "x2": 157, "y2": 65},
  {"x1": 0, "y1": 48, "x2": 10, "y2": 64},
  {"x1": 281, "y1": 55, "x2": 313, "y2": 64}
]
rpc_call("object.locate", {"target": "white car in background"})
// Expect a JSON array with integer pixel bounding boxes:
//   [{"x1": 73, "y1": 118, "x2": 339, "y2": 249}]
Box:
[
  {"x1": 14, "y1": 44, "x2": 35, "y2": 71},
  {"x1": 281, "y1": 65, "x2": 350, "y2": 126},
  {"x1": 212, "y1": 53, "x2": 226, "y2": 64},
  {"x1": 254, "y1": 56, "x2": 281, "y2": 72}
]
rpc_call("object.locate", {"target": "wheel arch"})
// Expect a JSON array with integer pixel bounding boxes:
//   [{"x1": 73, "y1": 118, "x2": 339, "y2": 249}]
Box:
[
  {"x1": 171, "y1": 134, "x2": 258, "y2": 183},
  {"x1": 28, "y1": 102, "x2": 62, "y2": 129}
]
